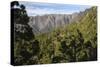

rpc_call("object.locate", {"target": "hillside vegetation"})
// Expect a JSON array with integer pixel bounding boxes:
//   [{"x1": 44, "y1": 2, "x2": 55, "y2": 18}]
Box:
[
  {"x1": 35, "y1": 7, "x2": 97, "y2": 63},
  {"x1": 12, "y1": 1, "x2": 97, "y2": 65}
]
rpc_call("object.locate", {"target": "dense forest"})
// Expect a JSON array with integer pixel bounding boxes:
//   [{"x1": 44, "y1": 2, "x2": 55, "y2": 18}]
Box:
[{"x1": 11, "y1": 1, "x2": 97, "y2": 65}]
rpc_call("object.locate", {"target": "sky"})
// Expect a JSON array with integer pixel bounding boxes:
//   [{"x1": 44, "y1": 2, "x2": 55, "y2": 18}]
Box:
[{"x1": 19, "y1": 1, "x2": 92, "y2": 16}]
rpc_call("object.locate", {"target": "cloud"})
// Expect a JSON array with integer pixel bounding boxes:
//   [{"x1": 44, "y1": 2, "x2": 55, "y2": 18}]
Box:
[
  {"x1": 19, "y1": 1, "x2": 92, "y2": 16},
  {"x1": 26, "y1": 7, "x2": 80, "y2": 16}
]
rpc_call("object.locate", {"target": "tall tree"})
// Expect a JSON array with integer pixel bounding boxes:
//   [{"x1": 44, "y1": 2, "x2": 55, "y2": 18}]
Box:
[{"x1": 11, "y1": 1, "x2": 40, "y2": 65}]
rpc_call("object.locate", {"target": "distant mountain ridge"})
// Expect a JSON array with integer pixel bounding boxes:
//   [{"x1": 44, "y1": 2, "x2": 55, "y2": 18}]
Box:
[{"x1": 28, "y1": 8, "x2": 89, "y2": 35}]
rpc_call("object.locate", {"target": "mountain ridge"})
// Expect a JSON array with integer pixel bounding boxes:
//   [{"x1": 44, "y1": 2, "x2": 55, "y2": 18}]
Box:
[{"x1": 28, "y1": 11, "x2": 85, "y2": 35}]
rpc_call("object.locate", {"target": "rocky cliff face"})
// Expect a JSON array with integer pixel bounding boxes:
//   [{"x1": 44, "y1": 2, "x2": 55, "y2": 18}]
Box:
[{"x1": 28, "y1": 12, "x2": 85, "y2": 35}]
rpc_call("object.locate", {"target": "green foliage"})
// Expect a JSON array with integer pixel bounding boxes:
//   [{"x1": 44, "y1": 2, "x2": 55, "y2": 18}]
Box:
[
  {"x1": 35, "y1": 6, "x2": 97, "y2": 63},
  {"x1": 13, "y1": 5, "x2": 97, "y2": 65},
  {"x1": 12, "y1": 1, "x2": 40, "y2": 65}
]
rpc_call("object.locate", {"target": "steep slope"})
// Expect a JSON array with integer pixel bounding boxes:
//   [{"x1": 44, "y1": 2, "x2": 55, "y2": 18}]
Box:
[
  {"x1": 28, "y1": 10, "x2": 86, "y2": 34},
  {"x1": 35, "y1": 6, "x2": 97, "y2": 63},
  {"x1": 14, "y1": 6, "x2": 97, "y2": 65}
]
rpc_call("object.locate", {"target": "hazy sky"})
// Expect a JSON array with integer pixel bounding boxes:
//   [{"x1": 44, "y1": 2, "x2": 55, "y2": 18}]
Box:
[{"x1": 19, "y1": 1, "x2": 92, "y2": 16}]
